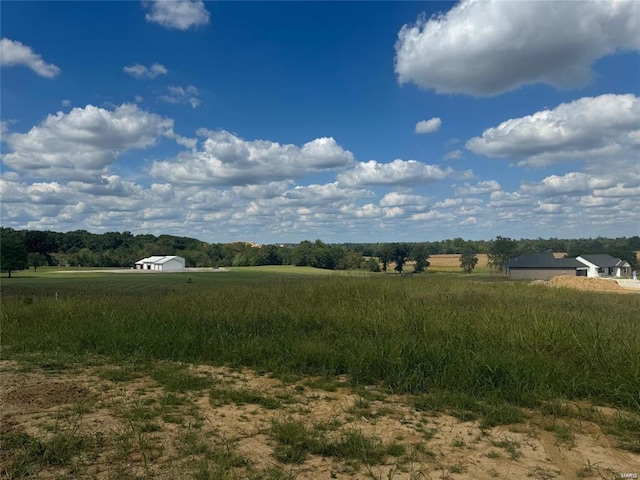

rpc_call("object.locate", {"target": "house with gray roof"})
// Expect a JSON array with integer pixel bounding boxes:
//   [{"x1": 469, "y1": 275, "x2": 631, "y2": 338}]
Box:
[
  {"x1": 505, "y1": 253, "x2": 586, "y2": 280},
  {"x1": 575, "y1": 254, "x2": 631, "y2": 278}
]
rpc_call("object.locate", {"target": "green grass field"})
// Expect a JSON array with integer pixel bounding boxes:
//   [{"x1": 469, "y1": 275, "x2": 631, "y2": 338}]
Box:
[{"x1": 2, "y1": 266, "x2": 639, "y2": 410}]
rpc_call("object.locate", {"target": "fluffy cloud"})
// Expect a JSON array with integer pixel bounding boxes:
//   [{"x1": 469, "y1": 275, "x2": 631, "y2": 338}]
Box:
[
  {"x1": 520, "y1": 172, "x2": 616, "y2": 196},
  {"x1": 415, "y1": 117, "x2": 441, "y2": 134},
  {"x1": 411, "y1": 210, "x2": 455, "y2": 222},
  {"x1": 337, "y1": 159, "x2": 470, "y2": 187},
  {"x1": 0, "y1": 38, "x2": 60, "y2": 78},
  {"x1": 483, "y1": 166, "x2": 640, "y2": 233},
  {"x1": 2, "y1": 104, "x2": 173, "y2": 181},
  {"x1": 159, "y1": 85, "x2": 200, "y2": 108},
  {"x1": 285, "y1": 183, "x2": 373, "y2": 205},
  {"x1": 379, "y1": 192, "x2": 426, "y2": 207},
  {"x1": 67, "y1": 175, "x2": 145, "y2": 198},
  {"x1": 123, "y1": 63, "x2": 168, "y2": 79},
  {"x1": 144, "y1": 0, "x2": 210, "y2": 30},
  {"x1": 395, "y1": 0, "x2": 640, "y2": 96},
  {"x1": 2, "y1": 164, "x2": 638, "y2": 243},
  {"x1": 593, "y1": 185, "x2": 640, "y2": 197},
  {"x1": 454, "y1": 180, "x2": 501, "y2": 196},
  {"x1": 466, "y1": 94, "x2": 640, "y2": 167},
  {"x1": 150, "y1": 131, "x2": 354, "y2": 186}
]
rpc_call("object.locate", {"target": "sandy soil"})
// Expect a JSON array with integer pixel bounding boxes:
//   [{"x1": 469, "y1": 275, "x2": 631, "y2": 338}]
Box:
[{"x1": 1, "y1": 360, "x2": 638, "y2": 479}]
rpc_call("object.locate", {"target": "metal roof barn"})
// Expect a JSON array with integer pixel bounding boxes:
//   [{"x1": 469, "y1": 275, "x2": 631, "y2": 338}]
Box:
[{"x1": 134, "y1": 256, "x2": 185, "y2": 271}]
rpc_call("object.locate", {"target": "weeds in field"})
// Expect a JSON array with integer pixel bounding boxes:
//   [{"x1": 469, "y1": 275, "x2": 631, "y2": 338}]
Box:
[
  {"x1": 270, "y1": 417, "x2": 403, "y2": 467},
  {"x1": 3, "y1": 270, "x2": 640, "y2": 456},
  {"x1": 2, "y1": 410, "x2": 91, "y2": 478},
  {"x1": 209, "y1": 385, "x2": 283, "y2": 409},
  {"x1": 4, "y1": 273, "x2": 639, "y2": 410},
  {"x1": 152, "y1": 364, "x2": 213, "y2": 392},
  {"x1": 606, "y1": 411, "x2": 640, "y2": 453},
  {"x1": 491, "y1": 437, "x2": 521, "y2": 459},
  {"x1": 545, "y1": 422, "x2": 576, "y2": 448}
]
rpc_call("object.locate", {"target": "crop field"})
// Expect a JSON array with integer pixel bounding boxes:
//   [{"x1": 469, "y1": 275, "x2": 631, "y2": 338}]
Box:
[{"x1": 1, "y1": 267, "x2": 639, "y2": 479}]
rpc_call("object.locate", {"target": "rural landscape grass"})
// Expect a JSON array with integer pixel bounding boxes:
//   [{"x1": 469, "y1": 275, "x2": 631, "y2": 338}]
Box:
[{"x1": 2, "y1": 267, "x2": 639, "y2": 478}]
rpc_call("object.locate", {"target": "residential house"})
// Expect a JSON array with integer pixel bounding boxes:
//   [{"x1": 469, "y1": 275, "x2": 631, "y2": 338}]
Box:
[
  {"x1": 505, "y1": 253, "x2": 586, "y2": 280},
  {"x1": 575, "y1": 254, "x2": 631, "y2": 278}
]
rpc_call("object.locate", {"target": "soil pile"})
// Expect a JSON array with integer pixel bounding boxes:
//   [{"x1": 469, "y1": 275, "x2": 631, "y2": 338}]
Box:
[{"x1": 546, "y1": 276, "x2": 627, "y2": 293}]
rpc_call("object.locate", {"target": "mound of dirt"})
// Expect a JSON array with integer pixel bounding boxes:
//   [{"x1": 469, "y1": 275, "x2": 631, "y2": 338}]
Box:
[
  {"x1": 546, "y1": 275, "x2": 626, "y2": 293},
  {"x1": 1, "y1": 374, "x2": 89, "y2": 411}
]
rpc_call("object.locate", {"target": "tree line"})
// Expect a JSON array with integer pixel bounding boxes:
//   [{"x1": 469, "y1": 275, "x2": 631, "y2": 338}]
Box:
[{"x1": 1, "y1": 227, "x2": 638, "y2": 277}]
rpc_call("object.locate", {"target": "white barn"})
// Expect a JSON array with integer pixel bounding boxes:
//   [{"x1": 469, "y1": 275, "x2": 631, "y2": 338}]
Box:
[{"x1": 135, "y1": 255, "x2": 185, "y2": 271}]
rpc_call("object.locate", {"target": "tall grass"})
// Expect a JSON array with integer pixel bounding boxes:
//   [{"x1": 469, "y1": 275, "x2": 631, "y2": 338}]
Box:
[{"x1": 2, "y1": 271, "x2": 639, "y2": 408}]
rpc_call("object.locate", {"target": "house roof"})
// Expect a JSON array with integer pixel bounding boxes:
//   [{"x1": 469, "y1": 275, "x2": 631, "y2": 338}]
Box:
[
  {"x1": 505, "y1": 253, "x2": 584, "y2": 269},
  {"x1": 577, "y1": 254, "x2": 622, "y2": 268},
  {"x1": 135, "y1": 255, "x2": 184, "y2": 265},
  {"x1": 156, "y1": 256, "x2": 184, "y2": 264}
]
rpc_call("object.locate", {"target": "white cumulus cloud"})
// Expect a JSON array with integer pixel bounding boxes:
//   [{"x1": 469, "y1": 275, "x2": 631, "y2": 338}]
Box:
[
  {"x1": 395, "y1": 0, "x2": 640, "y2": 96},
  {"x1": 379, "y1": 192, "x2": 426, "y2": 207},
  {"x1": 521, "y1": 172, "x2": 617, "y2": 196},
  {"x1": 454, "y1": 180, "x2": 501, "y2": 196},
  {"x1": 0, "y1": 38, "x2": 60, "y2": 78},
  {"x1": 3, "y1": 103, "x2": 174, "y2": 181},
  {"x1": 144, "y1": 0, "x2": 210, "y2": 30},
  {"x1": 150, "y1": 131, "x2": 355, "y2": 186},
  {"x1": 415, "y1": 117, "x2": 441, "y2": 134},
  {"x1": 466, "y1": 94, "x2": 640, "y2": 167},
  {"x1": 337, "y1": 159, "x2": 470, "y2": 187},
  {"x1": 123, "y1": 63, "x2": 168, "y2": 79}
]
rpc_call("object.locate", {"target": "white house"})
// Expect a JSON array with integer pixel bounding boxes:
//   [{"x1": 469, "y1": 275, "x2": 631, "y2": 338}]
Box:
[
  {"x1": 135, "y1": 255, "x2": 185, "y2": 271},
  {"x1": 575, "y1": 254, "x2": 631, "y2": 278}
]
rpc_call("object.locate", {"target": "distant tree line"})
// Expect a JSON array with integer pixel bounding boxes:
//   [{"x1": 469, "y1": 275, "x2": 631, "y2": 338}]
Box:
[{"x1": 1, "y1": 227, "x2": 638, "y2": 276}]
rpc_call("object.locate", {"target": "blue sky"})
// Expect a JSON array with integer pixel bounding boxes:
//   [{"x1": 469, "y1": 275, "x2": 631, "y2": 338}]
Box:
[{"x1": 1, "y1": 0, "x2": 639, "y2": 244}]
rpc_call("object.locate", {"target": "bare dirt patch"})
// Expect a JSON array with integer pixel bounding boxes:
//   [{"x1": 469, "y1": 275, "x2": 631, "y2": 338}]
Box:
[
  {"x1": 546, "y1": 276, "x2": 639, "y2": 293},
  {"x1": 1, "y1": 359, "x2": 638, "y2": 479},
  {"x1": 1, "y1": 373, "x2": 89, "y2": 411}
]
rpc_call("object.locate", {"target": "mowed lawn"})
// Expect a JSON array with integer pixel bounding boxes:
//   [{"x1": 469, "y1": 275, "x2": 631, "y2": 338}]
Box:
[{"x1": 2, "y1": 266, "x2": 639, "y2": 410}]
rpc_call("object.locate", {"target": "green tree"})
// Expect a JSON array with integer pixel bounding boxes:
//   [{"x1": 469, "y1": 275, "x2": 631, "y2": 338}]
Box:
[
  {"x1": 364, "y1": 257, "x2": 380, "y2": 272},
  {"x1": 337, "y1": 250, "x2": 364, "y2": 270},
  {"x1": 1, "y1": 232, "x2": 28, "y2": 278},
  {"x1": 459, "y1": 249, "x2": 479, "y2": 274},
  {"x1": 391, "y1": 243, "x2": 410, "y2": 273},
  {"x1": 376, "y1": 244, "x2": 393, "y2": 273},
  {"x1": 411, "y1": 244, "x2": 431, "y2": 273},
  {"x1": 27, "y1": 252, "x2": 48, "y2": 272},
  {"x1": 487, "y1": 236, "x2": 518, "y2": 272}
]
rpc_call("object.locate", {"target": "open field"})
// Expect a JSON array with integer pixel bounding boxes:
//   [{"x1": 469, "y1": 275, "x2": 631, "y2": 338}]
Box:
[
  {"x1": 424, "y1": 254, "x2": 489, "y2": 271},
  {"x1": 2, "y1": 267, "x2": 639, "y2": 478}
]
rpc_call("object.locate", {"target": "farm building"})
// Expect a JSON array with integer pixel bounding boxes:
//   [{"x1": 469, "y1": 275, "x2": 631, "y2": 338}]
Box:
[
  {"x1": 575, "y1": 254, "x2": 631, "y2": 278},
  {"x1": 505, "y1": 253, "x2": 586, "y2": 280},
  {"x1": 135, "y1": 256, "x2": 185, "y2": 271}
]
